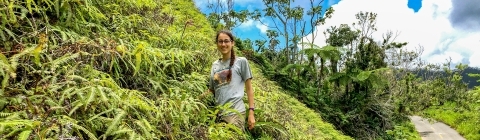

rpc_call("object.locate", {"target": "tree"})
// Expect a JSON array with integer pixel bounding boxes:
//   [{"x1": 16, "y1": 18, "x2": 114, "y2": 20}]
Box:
[
  {"x1": 251, "y1": 0, "x2": 332, "y2": 65},
  {"x1": 324, "y1": 24, "x2": 358, "y2": 88},
  {"x1": 321, "y1": 11, "x2": 412, "y2": 139},
  {"x1": 204, "y1": 0, "x2": 250, "y2": 30},
  {"x1": 246, "y1": 1, "x2": 477, "y2": 138}
]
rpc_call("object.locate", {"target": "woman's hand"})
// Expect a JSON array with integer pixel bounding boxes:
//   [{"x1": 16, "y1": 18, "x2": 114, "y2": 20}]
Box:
[
  {"x1": 248, "y1": 112, "x2": 255, "y2": 130},
  {"x1": 198, "y1": 90, "x2": 211, "y2": 99},
  {"x1": 245, "y1": 78, "x2": 255, "y2": 130}
]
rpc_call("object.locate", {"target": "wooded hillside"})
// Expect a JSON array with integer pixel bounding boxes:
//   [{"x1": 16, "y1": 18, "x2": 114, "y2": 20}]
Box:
[
  {"x1": 0, "y1": 0, "x2": 351, "y2": 139},
  {"x1": 2, "y1": 0, "x2": 479, "y2": 140},
  {"x1": 411, "y1": 67, "x2": 480, "y2": 89},
  {"x1": 202, "y1": 0, "x2": 479, "y2": 139}
]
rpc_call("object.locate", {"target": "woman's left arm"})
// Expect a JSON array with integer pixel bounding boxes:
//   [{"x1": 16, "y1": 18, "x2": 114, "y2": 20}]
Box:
[
  {"x1": 245, "y1": 78, "x2": 255, "y2": 130},
  {"x1": 246, "y1": 78, "x2": 254, "y2": 110}
]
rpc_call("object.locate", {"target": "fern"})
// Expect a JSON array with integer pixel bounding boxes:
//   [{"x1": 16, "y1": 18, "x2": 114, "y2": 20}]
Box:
[
  {"x1": 0, "y1": 112, "x2": 13, "y2": 118},
  {"x1": 17, "y1": 130, "x2": 32, "y2": 140},
  {"x1": 70, "y1": 122, "x2": 98, "y2": 140},
  {"x1": 0, "y1": 0, "x2": 353, "y2": 139},
  {"x1": 104, "y1": 109, "x2": 126, "y2": 137},
  {"x1": 135, "y1": 119, "x2": 153, "y2": 139},
  {"x1": 48, "y1": 52, "x2": 80, "y2": 70}
]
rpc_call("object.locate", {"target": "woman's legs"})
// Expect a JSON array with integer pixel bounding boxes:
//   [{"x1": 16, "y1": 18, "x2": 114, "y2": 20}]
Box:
[{"x1": 220, "y1": 112, "x2": 246, "y2": 131}]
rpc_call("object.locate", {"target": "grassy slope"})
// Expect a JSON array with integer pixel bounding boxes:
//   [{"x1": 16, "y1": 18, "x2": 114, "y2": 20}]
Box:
[
  {"x1": 422, "y1": 99, "x2": 480, "y2": 139},
  {"x1": 242, "y1": 60, "x2": 352, "y2": 139},
  {"x1": 167, "y1": 1, "x2": 352, "y2": 139},
  {"x1": 154, "y1": 0, "x2": 353, "y2": 139},
  {"x1": 0, "y1": 0, "x2": 351, "y2": 139}
]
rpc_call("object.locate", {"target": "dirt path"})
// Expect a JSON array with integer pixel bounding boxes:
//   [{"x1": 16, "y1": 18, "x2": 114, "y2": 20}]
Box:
[{"x1": 409, "y1": 116, "x2": 466, "y2": 140}]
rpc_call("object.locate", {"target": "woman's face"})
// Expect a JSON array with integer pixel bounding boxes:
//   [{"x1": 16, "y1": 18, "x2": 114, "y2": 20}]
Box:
[{"x1": 216, "y1": 33, "x2": 234, "y2": 55}]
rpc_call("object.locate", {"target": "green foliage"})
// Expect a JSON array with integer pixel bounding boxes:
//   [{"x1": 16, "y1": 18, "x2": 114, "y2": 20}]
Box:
[
  {"x1": 245, "y1": 63, "x2": 352, "y2": 140},
  {"x1": 386, "y1": 121, "x2": 421, "y2": 140},
  {"x1": 418, "y1": 73, "x2": 480, "y2": 140},
  {"x1": 223, "y1": 0, "x2": 476, "y2": 139},
  {"x1": 0, "y1": 0, "x2": 352, "y2": 139},
  {"x1": 250, "y1": 0, "x2": 334, "y2": 65},
  {"x1": 396, "y1": 62, "x2": 473, "y2": 114},
  {"x1": 246, "y1": 10, "x2": 423, "y2": 139},
  {"x1": 423, "y1": 102, "x2": 480, "y2": 140},
  {"x1": 202, "y1": 0, "x2": 250, "y2": 31},
  {"x1": 473, "y1": 84, "x2": 480, "y2": 103},
  {"x1": 235, "y1": 38, "x2": 254, "y2": 51},
  {"x1": 0, "y1": 46, "x2": 214, "y2": 139}
]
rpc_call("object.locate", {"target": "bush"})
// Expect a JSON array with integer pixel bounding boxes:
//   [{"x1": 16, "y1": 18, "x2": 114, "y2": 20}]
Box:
[{"x1": 0, "y1": 0, "x2": 351, "y2": 139}]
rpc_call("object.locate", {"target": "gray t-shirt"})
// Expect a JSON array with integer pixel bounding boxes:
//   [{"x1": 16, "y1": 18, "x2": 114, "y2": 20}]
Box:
[{"x1": 209, "y1": 57, "x2": 253, "y2": 116}]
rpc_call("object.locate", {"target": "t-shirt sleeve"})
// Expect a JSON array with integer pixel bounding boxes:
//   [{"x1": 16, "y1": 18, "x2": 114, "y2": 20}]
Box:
[{"x1": 240, "y1": 58, "x2": 253, "y2": 81}]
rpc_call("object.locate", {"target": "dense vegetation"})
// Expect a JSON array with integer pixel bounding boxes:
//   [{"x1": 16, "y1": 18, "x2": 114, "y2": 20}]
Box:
[
  {"x1": 239, "y1": 12, "x2": 425, "y2": 139},
  {"x1": 0, "y1": 0, "x2": 352, "y2": 139},
  {"x1": 411, "y1": 67, "x2": 480, "y2": 89},
  {"x1": 422, "y1": 74, "x2": 480, "y2": 140},
  {"x1": 2, "y1": 0, "x2": 479, "y2": 139},
  {"x1": 201, "y1": 0, "x2": 480, "y2": 139}
]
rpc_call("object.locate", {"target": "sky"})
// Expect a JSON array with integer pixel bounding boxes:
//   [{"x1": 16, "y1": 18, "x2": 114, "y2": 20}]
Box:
[{"x1": 193, "y1": 0, "x2": 480, "y2": 68}]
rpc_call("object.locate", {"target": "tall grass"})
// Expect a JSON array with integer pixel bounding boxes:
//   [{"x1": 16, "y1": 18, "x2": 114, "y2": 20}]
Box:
[
  {"x1": 423, "y1": 102, "x2": 480, "y2": 140},
  {"x1": 0, "y1": 0, "x2": 350, "y2": 139}
]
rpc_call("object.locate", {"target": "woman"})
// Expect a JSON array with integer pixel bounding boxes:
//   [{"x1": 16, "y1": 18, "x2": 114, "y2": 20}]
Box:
[{"x1": 205, "y1": 30, "x2": 255, "y2": 131}]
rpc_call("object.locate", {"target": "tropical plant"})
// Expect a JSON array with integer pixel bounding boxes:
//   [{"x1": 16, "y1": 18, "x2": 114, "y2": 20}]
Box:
[{"x1": 0, "y1": 0, "x2": 353, "y2": 139}]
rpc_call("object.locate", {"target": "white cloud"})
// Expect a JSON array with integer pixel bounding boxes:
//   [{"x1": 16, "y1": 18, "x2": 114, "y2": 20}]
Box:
[
  {"x1": 255, "y1": 23, "x2": 268, "y2": 34},
  {"x1": 193, "y1": 0, "x2": 206, "y2": 9},
  {"x1": 238, "y1": 19, "x2": 269, "y2": 34},
  {"x1": 305, "y1": 0, "x2": 480, "y2": 68},
  {"x1": 238, "y1": 19, "x2": 255, "y2": 28},
  {"x1": 470, "y1": 51, "x2": 480, "y2": 68}
]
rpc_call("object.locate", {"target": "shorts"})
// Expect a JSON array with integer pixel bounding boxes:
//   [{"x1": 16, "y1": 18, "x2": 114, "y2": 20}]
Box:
[{"x1": 218, "y1": 112, "x2": 246, "y2": 131}]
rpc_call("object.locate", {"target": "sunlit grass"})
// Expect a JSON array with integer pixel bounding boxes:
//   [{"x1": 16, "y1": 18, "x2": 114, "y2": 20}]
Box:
[
  {"x1": 0, "y1": 0, "x2": 351, "y2": 139},
  {"x1": 244, "y1": 61, "x2": 353, "y2": 140},
  {"x1": 423, "y1": 101, "x2": 480, "y2": 140}
]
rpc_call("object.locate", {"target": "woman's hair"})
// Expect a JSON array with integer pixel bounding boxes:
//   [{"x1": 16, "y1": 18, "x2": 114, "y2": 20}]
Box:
[{"x1": 216, "y1": 30, "x2": 235, "y2": 82}]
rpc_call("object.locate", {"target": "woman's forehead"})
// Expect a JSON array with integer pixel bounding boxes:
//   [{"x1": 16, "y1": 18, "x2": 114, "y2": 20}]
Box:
[{"x1": 217, "y1": 33, "x2": 230, "y2": 39}]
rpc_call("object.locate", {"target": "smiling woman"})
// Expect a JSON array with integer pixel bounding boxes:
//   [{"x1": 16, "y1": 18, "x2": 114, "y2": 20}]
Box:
[{"x1": 205, "y1": 30, "x2": 256, "y2": 131}]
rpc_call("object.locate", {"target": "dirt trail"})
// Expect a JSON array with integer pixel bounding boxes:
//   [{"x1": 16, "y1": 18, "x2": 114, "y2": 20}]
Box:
[{"x1": 410, "y1": 116, "x2": 466, "y2": 140}]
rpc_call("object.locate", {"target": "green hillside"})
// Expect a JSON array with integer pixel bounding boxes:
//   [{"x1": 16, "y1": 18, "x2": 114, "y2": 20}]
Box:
[
  {"x1": 241, "y1": 61, "x2": 352, "y2": 139},
  {"x1": 422, "y1": 84, "x2": 480, "y2": 140},
  {"x1": 0, "y1": 0, "x2": 350, "y2": 139}
]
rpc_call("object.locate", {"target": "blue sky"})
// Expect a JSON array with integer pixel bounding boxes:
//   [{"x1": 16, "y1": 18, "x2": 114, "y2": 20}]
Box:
[
  {"x1": 194, "y1": 0, "x2": 422, "y2": 49},
  {"x1": 193, "y1": 0, "x2": 480, "y2": 68},
  {"x1": 194, "y1": 0, "x2": 344, "y2": 48},
  {"x1": 408, "y1": 0, "x2": 422, "y2": 12}
]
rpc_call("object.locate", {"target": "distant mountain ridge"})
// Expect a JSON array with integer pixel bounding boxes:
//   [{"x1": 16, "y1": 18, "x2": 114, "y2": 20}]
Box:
[{"x1": 409, "y1": 67, "x2": 480, "y2": 89}]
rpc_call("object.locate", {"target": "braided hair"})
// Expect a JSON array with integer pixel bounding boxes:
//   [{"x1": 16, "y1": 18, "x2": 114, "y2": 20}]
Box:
[{"x1": 216, "y1": 30, "x2": 236, "y2": 82}]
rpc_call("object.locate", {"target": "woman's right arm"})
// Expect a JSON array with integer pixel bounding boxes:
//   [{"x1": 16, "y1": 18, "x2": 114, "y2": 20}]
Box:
[
  {"x1": 199, "y1": 89, "x2": 213, "y2": 99},
  {"x1": 201, "y1": 63, "x2": 216, "y2": 99}
]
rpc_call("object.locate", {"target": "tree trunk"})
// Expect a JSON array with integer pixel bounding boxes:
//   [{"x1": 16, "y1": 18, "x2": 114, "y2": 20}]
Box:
[
  {"x1": 284, "y1": 24, "x2": 289, "y2": 64},
  {"x1": 318, "y1": 58, "x2": 325, "y2": 95},
  {"x1": 331, "y1": 59, "x2": 339, "y2": 88}
]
